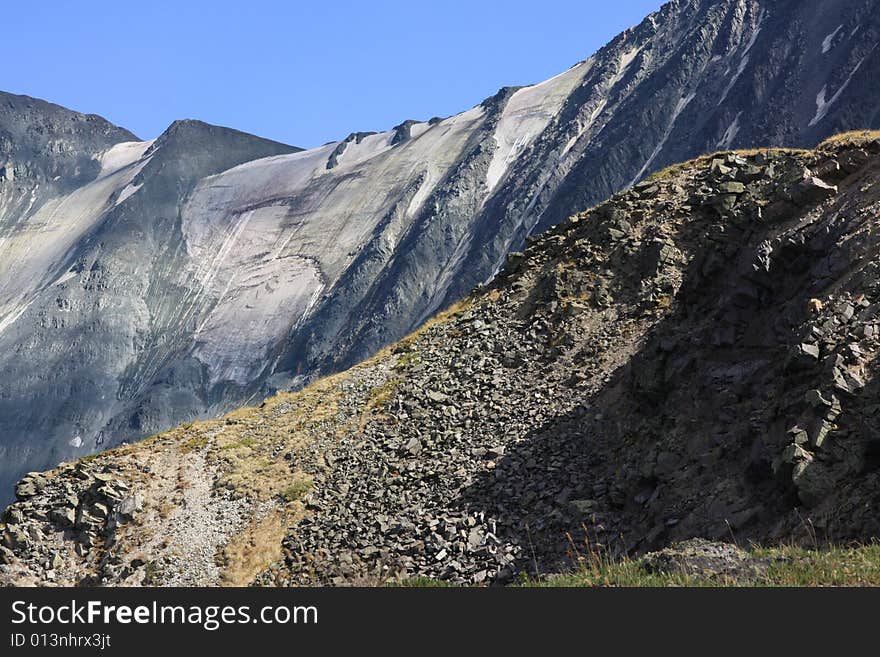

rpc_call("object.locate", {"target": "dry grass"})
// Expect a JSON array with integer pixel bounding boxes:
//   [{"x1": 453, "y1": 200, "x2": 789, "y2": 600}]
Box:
[
  {"x1": 391, "y1": 298, "x2": 473, "y2": 354},
  {"x1": 817, "y1": 130, "x2": 880, "y2": 151},
  {"x1": 647, "y1": 130, "x2": 879, "y2": 184},
  {"x1": 206, "y1": 373, "x2": 349, "y2": 501},
  {"x1": 647, "y1": 147, "x2": 808, "y2": 183},
  {"x1": 218, "y1": 509, "x2": 293, "y2": 586}
]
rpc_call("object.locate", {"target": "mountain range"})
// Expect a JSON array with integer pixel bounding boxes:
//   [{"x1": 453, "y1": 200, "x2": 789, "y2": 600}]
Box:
[
  {"x1": 1, "y1": 0, "x2": 879, "y2": 505},
  {"x1": 4, "y1": 129, "x2": 880, "y2": 585}
]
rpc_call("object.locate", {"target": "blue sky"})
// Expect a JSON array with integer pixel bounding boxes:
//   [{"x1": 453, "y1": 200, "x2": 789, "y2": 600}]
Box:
[{"x1": 4, "y1": 1, "x2": 664, "y2": 148}]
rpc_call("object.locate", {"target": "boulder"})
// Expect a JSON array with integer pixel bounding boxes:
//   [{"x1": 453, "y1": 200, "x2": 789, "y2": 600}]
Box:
[
  {"x1": 118, "y1": 495, "x2": 143, "y2": 517},
  {"x1": 0, "y1": 545, "x2": 15, "y2": 565},
  {"x1": 49, "y1": 507, "x2": 76, "y2": 528},
  {"x1": 710, "y1": 194, "x2": 739, "y2": 214},
  {"x1": 404, "y1": 437, "x2": 423, "y2": 457},
  {"x1": 839, "y1": 149, "x2": 869, "y2": 174},
  {"x1": 716, "y1": 181, "x2": 746, "y2": 194},
  {"x1": 791, "y1": 177, "x2": 837, "y2": 206},
  {"x1": 640, "y1": 539, "x2": 770, "y2": 581},
  {"x1": 14, "y1": 474, "x2": 46, "y2": 500}
]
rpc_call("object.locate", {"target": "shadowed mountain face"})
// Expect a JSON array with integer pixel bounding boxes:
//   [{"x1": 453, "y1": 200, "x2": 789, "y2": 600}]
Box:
[{"x1": 1, "y1": 0, "x2": 879, "y2": 503}]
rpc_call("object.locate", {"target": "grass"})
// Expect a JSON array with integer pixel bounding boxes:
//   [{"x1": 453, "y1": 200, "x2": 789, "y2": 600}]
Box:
[
  {"x1": 394, "y1": 350, "x2": 422, "y2": 370},
  {"x1": 209, "y1": 376, "x2": 346, "y2": 501},
  {"x1": 180, "y1": 433, "x2": 209, "y2": 453},
  {"x1": 646, "y1": 130, "x2": 879, "y2": 184},
  {"x1": 518, "y1": 542, "x2": 880, "y2": 587},
  {"x1": 817, "y1": 130, "x2": 880, "y2": 150},
  {"x1": 219, "y1": 437, "x2": 256, "y2": 451},
  {"x1": 755, "y1": 544, "x2": 880, "y2": 586},
  {"x1": 366, "y1": 378, "x2": 400, "y2": 411},
  {"x1": 387, "y1": 577, "x2": 460, "y2": 587},
  {"x1": 219, "y1": 510, "x2": 292, "y2": 586},
  {"x1": 280, "y1": 477, "x2": 313, "y2": 503},
  {"x1": 646, "y1": 147, "x2": 808, "y2": 183}
]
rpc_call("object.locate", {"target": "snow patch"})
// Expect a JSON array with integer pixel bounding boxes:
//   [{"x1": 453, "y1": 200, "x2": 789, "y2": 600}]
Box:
[
  {"x1": 333, "y1": 131, "x2": 396, "y2": 169},
  {"x1": 822, "y1": 25, "x2": 844, "y2": 54},
  {"x1": 407, "y1": 169, "x2": 436, "y2": 217},
  {"x1": 717, "y1": 10, "x2": 764, "y2": 106},
  {"x1": 557, "y1": 50, "x2": 637, "y2": 162},
  {"x1": 115, "y1": 182, "x2": 143, "y2": 206},
  {"x1": 409, "y1": 122, "x2": 431, "y2": 140},
  {"x1": 718, "y1": 55, "x2": 750, "y2": 105},
  {"x1": 604, "y1": 46, "x2": 641, "y2": 93},
  {"x1": 486, "y1": 61, "x2": 588, "y2": 192},
  {"x1": 717, "y1": 112, "x2": 742, "y2": 149},
  {"x1": 742, "y1": 8, "x2": 765, "y2": 56},
  {"x1": 0, "y1": 151, "x2": 150, "y2": 339},
  {"x1": 618, "y1": 47, "x2": 640, "y2": 75},
  {"x1": 179, "y1": 104, "x2": 488, "y2": 387},
  {"x1": 53, "y1": 270, "x2": 78, "y2": 286},
  {"x1": 810, "y1": 45, "x2": 877, "y2": 126},
  {"x1": 0, "y1": 302, "x2": 31, "y2": 336},
  {"x1": 589, "y1": 98, "x2": 608, "y2": 123},
  {"x1": 98, "y1": 140, "x2": 154, "y2": 177},
  {"x1": 211, "y1": 144, "x2": 336, "y2": 192}
]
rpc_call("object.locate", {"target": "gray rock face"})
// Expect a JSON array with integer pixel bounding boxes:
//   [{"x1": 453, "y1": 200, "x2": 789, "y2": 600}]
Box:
[
  {"x1": 1, "y1": 0, "x2": 879, "y2": 504},
  {"x1": 0, "y1": 112, "x2": 298, "y2": 503}
]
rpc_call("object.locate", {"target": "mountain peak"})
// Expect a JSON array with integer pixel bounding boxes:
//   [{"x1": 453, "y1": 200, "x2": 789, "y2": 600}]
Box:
[{"x1": 155, "y1": 118, "x2": 300, "y2": 153}]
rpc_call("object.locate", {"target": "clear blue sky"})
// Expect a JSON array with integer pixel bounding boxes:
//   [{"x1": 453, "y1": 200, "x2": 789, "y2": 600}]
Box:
[{"x1": 3, "y1": 1, "x2": 664, "y2": 148}]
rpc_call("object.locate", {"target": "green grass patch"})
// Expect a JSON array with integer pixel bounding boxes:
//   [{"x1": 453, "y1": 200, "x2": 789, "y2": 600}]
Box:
[
  {"x1": 179, "y1": 434, "x2": 209, "y2": 453},
  {"x1": 386, "y1": 577, "x2": 460, "y2": 587},
  {"x1": 755, "y1": 544, "x2": 880, "y2": 586},
  {"x1": 280, "y1": 478, "x2": 313, "y2": 503},
  {"x1": 394, "y1": 350, "x2": 422, "y2": 371},
  {"x1": 220, "y1": 437, "x2": 256, "y2": 451},
  {"x1": 522, "y1": 542, "x2": 880, "y2": 587}
]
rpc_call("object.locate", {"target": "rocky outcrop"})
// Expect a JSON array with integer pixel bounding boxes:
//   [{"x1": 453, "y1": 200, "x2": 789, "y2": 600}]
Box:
[
  {"x1": 2, "y1": 0, "x2": 880, "y2": 504},
  {"x1": 4, "y1": 134, "x2": 880, "y2": 586},
  {"x1": 263, "y1": 134, "x2": 880, "y2": 584},
  {"x1": 1, "y1": 465, "x2": 142, "y2": 585}
]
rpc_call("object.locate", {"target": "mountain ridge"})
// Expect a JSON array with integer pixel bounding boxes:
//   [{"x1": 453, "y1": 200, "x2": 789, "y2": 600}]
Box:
[
  {"x1": 1, "y1": 0, "x2": 879, "y2": 505},
  {"x1": 3, "y1": 131, "x2": 880, "y2": 585}
]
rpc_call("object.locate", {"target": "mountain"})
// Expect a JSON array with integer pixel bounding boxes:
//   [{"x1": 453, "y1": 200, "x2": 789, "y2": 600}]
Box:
[
  {"x1": 3, "y1": 132, "x2": 879, "y2": 585},
  {"x1": 1, "y1": 0, "x2": 879, "y2": 504}
]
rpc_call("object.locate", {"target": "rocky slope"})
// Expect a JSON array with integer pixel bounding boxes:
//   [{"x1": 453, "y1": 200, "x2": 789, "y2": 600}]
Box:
[
  {"x1": 2, "y1": 0, "x2": 880, "y2": 503},
  {"x1": 3, "y1": 132, "x2": 880, "y2": 586}
]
